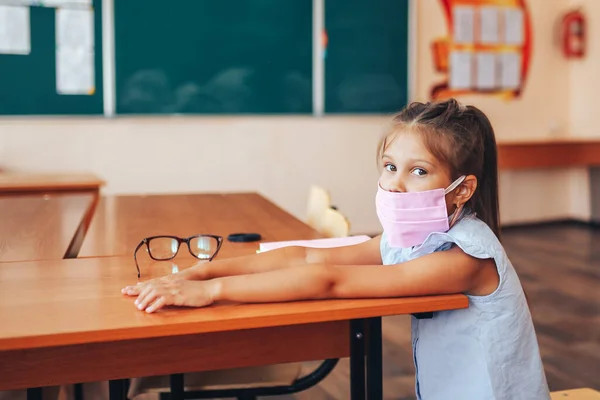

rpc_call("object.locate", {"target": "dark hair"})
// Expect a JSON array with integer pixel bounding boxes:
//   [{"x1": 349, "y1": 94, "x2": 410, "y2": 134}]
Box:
[{"x1": 377, "y1": 98, "x2": 501, "y2": 239}]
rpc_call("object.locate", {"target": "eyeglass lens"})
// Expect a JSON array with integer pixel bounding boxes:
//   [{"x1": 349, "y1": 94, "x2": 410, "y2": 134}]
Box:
[
  {"x1": 148, "y1": 237, "x2": 180, "y2": 259},
  {"x1": 188, "y1": 236, "x2": 219, "y2": 259}
]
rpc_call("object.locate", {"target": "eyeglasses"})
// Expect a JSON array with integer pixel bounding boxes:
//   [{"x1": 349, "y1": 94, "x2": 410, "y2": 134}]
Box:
[{"x1": 133, "y1": 234, "x2": 223, "y2": 278}]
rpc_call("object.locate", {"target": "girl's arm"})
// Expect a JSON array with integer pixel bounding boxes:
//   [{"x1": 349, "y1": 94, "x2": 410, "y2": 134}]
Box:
[
  {"x1": 214, "y1": 246, "x2": 490, "y2": 302},
  {"x1": 171, "y1": 235, "x2": 383, "y2": 280},
  {"x1": 130, "y1": 246, "x2": 497, "y2": 313}
]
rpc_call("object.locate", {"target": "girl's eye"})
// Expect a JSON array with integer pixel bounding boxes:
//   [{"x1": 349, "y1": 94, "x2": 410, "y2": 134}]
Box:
[
  {"x1": 384, "y1": 163, "x2": 397, "y2": 172},
  {"x1": 411, "y1": 167, "x2": 427, "y2": 176}
]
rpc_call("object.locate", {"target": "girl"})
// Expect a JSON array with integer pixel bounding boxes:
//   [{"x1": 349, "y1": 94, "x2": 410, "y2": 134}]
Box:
[{"x1": 123, "y1": 99, "x2": 550, "y2": 399}]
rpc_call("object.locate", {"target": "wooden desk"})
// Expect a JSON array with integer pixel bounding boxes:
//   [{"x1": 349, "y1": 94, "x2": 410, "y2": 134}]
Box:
[
  {"x1": 0, "y1": 256, "x2": 468, "y2": 399},
  {"x1": 0, "y1": 173, "x2": 104, "y2": 197},
  {"x1": 9, "y1": 192, "x2": 468, "y2": 399},
  {"x1": 498, "y1": 138, "x2": 600, "y2": 169},
  {"x1": 0, "y1": 194, "x2": 96, "y2": 262},
  {"x1": 79, "y1": 193, "x2": 321, "y2": 259}
]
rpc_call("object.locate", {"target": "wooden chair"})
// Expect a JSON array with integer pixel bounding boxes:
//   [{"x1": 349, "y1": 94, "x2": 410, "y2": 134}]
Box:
[
  {"x1": 551, "y1": 388, "x2": 600, "y2": 399},
  {"x1": 306, "y1": 185, "x2": 331, "y2": 233},
  {"x1": 321, "y1": 208, "x2": 350, "y2": 238}
]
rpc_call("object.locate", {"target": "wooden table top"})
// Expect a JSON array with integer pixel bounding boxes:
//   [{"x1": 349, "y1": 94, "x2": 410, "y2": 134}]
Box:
[
  {"x1": 0, "y1": 173, "x2": 105, "y2": 194},
  {"x1": 497, "y1": 138, "x2": 600, "y2": 169},
  {"x1": 79, "y1": 192, "x2": 322, "y2": 258},
  {"x1": 0, "y1": 256, "x2": 468, "y2": 352},
  {"x1": 0, "y1": 194, "x2": 95, "y2": 262}
]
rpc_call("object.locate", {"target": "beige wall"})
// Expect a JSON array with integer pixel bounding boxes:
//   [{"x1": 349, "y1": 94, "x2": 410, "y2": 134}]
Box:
[
  {"x1": 0, "y1": 0, "x2": 596, "y2": 234},
  {"x1": 416, "y1": 0, "x2": 572, "y2": 140},
  {"x1": 569, "y1": 0, "x2": 600, "y2": 138},
  {"x1": 416, "y1": 0, "x2": 591, "y2": 225},
  {"x1": 0, "y1": 116, "x2": 387, "y2": 234},
  {"x1": 566, "y1": 0, "x2": 600, "y2": 220}
]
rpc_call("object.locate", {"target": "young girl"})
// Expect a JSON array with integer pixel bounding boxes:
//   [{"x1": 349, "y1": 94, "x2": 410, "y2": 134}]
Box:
[{"x1": 123, "y1": 98, "x2": 550, "y2": 399}]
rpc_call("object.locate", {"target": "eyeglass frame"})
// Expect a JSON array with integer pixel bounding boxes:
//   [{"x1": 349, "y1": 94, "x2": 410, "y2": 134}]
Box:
[{"x1": 133, "y1": 234, "x2": 224, "y2": 278}]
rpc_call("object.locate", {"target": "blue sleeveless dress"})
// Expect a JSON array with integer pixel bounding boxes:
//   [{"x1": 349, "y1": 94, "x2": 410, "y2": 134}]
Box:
[{"x1": 380, "y1": 212, "x2": 550, "y2": 399}]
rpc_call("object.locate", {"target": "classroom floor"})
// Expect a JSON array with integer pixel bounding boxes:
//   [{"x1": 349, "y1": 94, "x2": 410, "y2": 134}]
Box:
[{"x1": 261, "y1": 223, "x2": 600, "y2": 400}]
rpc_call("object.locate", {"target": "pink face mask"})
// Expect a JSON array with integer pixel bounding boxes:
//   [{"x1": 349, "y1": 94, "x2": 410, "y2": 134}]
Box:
[{"x1": 376, "y1": 176, "x2": 466, "y2": 248}]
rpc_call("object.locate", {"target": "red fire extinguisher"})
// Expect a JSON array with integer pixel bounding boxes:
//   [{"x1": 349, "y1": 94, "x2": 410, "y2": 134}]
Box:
[{"x1": 561, "y1": 10, "x2": 585, "y2": 58}]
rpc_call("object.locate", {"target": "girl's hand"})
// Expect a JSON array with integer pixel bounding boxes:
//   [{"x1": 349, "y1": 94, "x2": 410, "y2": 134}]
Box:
[
  {"x1": 121, "y1": 261, "x2": 209, "y2": 296},
  {"x1": 123, "y1": 279, "x2": 219, "y2": 313},
  {"x1": 121, "y1": 273, "x2": 179, "y2": 297}
]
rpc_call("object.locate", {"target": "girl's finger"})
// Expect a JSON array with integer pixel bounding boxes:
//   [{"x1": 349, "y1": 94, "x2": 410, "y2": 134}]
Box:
[
  {"x1": 137, "y1": 289, "x2": 159, "y2": 310},
  {"x1": 122, "y1": 285, "x2": 141, "y2": 295},
  {"x1": 134, "y1": 285, "x2": 155, "y2": 308},
  {"x1": 145, "y1": 297, "x2": 167, "y2": 313}
]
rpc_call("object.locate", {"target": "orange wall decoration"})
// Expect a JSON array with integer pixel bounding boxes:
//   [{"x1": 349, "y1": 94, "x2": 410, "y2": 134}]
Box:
[{"x1": 430, "y1": 0, "x2": 532, "y2": 101}]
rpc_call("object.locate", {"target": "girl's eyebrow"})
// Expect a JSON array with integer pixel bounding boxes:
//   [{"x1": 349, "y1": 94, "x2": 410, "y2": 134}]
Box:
[
  {"x1": 382, "y1": 153, "x2": 437, "y2": 168},
  {"x1": 407, "y1": 158, "x2": 436, "y2": 168}
]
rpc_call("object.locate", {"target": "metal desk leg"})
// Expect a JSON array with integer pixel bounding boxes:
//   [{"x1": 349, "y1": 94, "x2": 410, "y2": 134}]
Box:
[
  {"x1": 366, "y1": 317, "x2": 383, "y2": 400},
  {"x1": 109, "y1": 379, "x2": 127, "y2": 400},
  {"x1": 413, "y1": 312, "x2": 433, "y2": 320},
  {"x1": 27, "y1": 388, "x2": 42, "y2": 400},
  {"x1": 350, "y1": 319, "x2": 366, "y2": 400},
  {"x1": 170, "y1": 374, "x2": 184, "y2": 400},
  {"x1": 74, "y1": 383, "x2": 84, "y2": 400}
]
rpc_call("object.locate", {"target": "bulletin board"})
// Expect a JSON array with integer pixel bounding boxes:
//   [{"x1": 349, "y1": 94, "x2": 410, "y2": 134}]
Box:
[
  {"x1": 0, "y1": 0, "x2": 103, "y2": 115},
  {"x1": 430, "y1": 0, "x2": 532, "y2": 101}
]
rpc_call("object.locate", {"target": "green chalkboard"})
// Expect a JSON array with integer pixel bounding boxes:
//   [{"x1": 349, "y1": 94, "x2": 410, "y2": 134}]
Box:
[
  {"x1": 114, "y1": 0, "x2": 313, "y2": 115},
  {"x1": 325, "y1": 0, "x2": 409, "y2": 114},
  {"x1": 0, "y1": 3, "x2": 103, "y2": 116}
]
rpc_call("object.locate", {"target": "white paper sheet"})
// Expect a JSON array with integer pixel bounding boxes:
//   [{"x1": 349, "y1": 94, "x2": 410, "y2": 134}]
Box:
[
  {"x1": 56, "y1": 7, "x2": 93, "y2": 48},
  {"x1": 475, "y1": 52, "x2": 497, "y2": 90},
  {"x1": 56, "y1": 47, "x2": 94, "y2": 94},
  {"x1": 499, "y1": 51, "x2": 521, "y2": 89},
  {"x1": 3, "y1": 0, "x2": 92, "y2": 6},
  {"x1": 259, "y1": 235, "x2": 372, "y2": 252},
  {"x1": 40, "y1": 0, "x2": 92, "y2": 7},
  {"x1": 0, "y1": 1, "x2": 37, "y2": 6},
  {"x1": 450, "y1": 51, "x2": 472, "y2": 90},
  {"x1": 55, "y1": 7, "x2": 94, "y2": 94},
  {"x1": 0, "y1": 5, "x2": 30, "y2": 54},
  {"x1": 503, "y1": 8, "x2": 524, "y2": 45},
  {"x1": 453, "y1": 6, "x2": 475, "y2": 44},
  {"x1": 479, "y1": 6, "x2": 499, "y2": 44}
]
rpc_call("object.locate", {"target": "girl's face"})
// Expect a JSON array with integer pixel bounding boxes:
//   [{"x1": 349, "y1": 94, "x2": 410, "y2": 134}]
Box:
[{"x1": 379, "y1": 130, "x2": 457, "y2": 215}]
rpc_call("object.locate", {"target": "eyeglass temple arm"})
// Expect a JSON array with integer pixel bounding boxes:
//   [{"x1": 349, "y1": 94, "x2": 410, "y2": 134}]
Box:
[{"x1": 133, "y1": 240, "x2": 146, "y2": 278}]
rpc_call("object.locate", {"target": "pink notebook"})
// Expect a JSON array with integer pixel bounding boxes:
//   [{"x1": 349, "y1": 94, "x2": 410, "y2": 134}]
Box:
[{"x1": 259, "y1": 235, "x2": 372, "y2": 252}]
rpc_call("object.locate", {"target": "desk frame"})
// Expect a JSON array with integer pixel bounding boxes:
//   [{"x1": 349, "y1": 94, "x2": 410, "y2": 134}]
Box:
[
  {"x1": 13, "y1": 314, "x2": 444, "y2": 400},
  {"x1": 19, "y1": 318, "x2": 384, "y2": 400}
]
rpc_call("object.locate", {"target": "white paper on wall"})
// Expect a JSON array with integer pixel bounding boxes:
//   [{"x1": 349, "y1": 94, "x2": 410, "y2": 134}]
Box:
[
  {"x1": 55, "y1": 7, "x2": 94, "y2": 94},
  {"x1": 453, "y1": 6, "x2": 475, "y2": 44},
  {"x1": 503, "y1": 8, "x2": 524, "y2": 45},
  {"x1": 479, "y1": 6, "x2": 499, "y2": 44},
  {"x1": 40, "y1": 0, "x2": 91, "y2": 7},
  {"x1": 56, "y1": 46, "x2": 94, "y2": 94},
  {"x1": 475, "y1": 52, "x2": 497, "y2": 90},
  {"x1": 0, "y1": 5, "x2": 30, "y2": 54},
  {"x1": 450, "y1": 51, "x2": 473, "y2": 90},
  {"x1": 499, "y1": 51, "x2": 521, "y2": 89},
  {"x1": 56, "y1": 7, "x2": 93, "y2": 48}
]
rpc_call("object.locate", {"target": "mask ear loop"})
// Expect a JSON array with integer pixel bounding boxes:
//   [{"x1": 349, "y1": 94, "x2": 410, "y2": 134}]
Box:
[
  {"x1": 444, "y1": 175, "x2": 466, "y2": 195},
  {"x1": 449, "y1": 203, "x2": 464, "y2": 228},
  {"x1": 445, "y1": 175, "x2": 467, "y2": 229}
]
